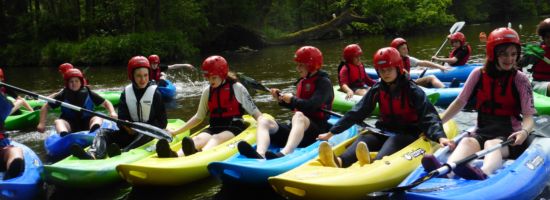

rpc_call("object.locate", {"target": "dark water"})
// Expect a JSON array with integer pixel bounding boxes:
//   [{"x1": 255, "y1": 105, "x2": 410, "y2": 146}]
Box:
[{"x1": 3, "y1": 18, "x2": 550, "y2": 199}]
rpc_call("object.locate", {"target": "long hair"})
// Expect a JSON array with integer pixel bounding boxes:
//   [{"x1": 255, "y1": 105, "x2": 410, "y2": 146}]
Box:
[{"x1": 483, "y1": 43, "x2": 520, "y2": 77}]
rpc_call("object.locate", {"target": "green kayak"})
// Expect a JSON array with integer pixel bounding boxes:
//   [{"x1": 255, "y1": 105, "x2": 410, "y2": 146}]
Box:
[
  {"x1": 25, "y1": 91, "x2": 121, "y2": 110},
  {"x1": 4, "y1": 110, "x2": 40, "y2": 130},
  {"x1": 534, "y1": 92, "x2": 550, "y2": 115},
  {"x1": 331, "y1": 86, "x2": 440, "y2": 113},
  {"x1": 42, "y1": 119, "x2": 188, "y2": 188}
]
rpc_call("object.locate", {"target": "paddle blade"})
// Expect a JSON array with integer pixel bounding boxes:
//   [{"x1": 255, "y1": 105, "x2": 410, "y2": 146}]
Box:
[
  {"x1": 129, "y1": 122, "x2": 173, "y2": 142},
  {"x1": 0, "y1": 94, "x2": 13, "y2": 122},
  {"x1": 237, "y1": 73, "x2": 270, "y2": 92},
  {"x1": 450, "y1": 21, "x2": 466, "y2": 34}
]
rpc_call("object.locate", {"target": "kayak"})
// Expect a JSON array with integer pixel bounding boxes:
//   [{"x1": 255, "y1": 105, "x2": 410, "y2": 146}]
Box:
[
  {"x1": 4, "y1": 110, "x2": 39, "y2": 130},
  {"x1": 400, "y1": 123, "x2": 550, "y2": 199},
  {"x1": 116, "y1": 114, "x2": 268, "y2": 186},
  {"x1": 158, "y1": 79, "x2": 177, "y2": 100},
  {"x1": 0, "y1": 141, "x2": 43, "y2": 200},
  {"x1": 422, "y1": 86, "x2": 463, "y2": 107},
  {"x1": 207, "y1": 115, "x2": 359, "y2": 185},
  {"x1": 42, "y1": 119, "x2": 186, "y2": 188},
  {"x1": 268, "y1": 120, "x2": 459, "y2": 199},
  {"x1": 332, "y1": 86, "x2": 440, "y2": 113},
  {"x1": 366, "y1": 63, "x2": 482, "y2": 82},
  {"x1": 24, "y1": 90, "x2": 121, "y2": 110},
  {"x1": 44, "y1": 120, "x2": 119, "y2": 159},
  {"x1": 534, "y1": 92, "x2": 550, "y2": 115}
]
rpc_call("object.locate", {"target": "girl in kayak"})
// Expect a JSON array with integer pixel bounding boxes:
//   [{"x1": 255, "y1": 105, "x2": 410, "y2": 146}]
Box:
[
  {"x1": 0, "y1": 68, "x2": 34, "y2": 115},
  {"x1": 317, "y1": 47, "x2": 454, "y2": 168},
  {"x1": 156, "y1": 55, "x2": 266, "y2": 158},
  {"x1": 36, "y1": 68, "x2": 117, "y2": 136},
  {"x1": 391, "y1": 38, "x2": 452, "y2": 88},
  {"x1": 147, "y1": 54, "x2": 194, "y2": 87},
  {"x1": 432, "y1": 32, "x2": 472, "y2": 66},
  {"x1": 338, "y1": 44, "x2": 377, "y2": 100},
  {"x1": 71, "y1": 56, "x2": 167, "y2": 159},
  {"x1": 0, "y1": 92, "x2": 24, "y2": 180},
  {"x1": 423, "y1": 28, "x2": 535, "y2": 180},
  {"x1": 238, "y1": 46, "x2": 334, "y2": 160}
]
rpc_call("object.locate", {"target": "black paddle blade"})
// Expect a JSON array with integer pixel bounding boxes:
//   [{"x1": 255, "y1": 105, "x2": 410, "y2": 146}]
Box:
[
  {"x1": 128, "y1": 122, "x2": 173, "y2": 142},
  {"x1": 237, "y1": 74, "x2": 270, "y2": 92}
]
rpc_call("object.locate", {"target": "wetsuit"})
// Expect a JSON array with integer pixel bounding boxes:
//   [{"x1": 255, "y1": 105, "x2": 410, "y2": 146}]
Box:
[{"x1": 49, "y1": 87, "x2": 106, "y2": 132}]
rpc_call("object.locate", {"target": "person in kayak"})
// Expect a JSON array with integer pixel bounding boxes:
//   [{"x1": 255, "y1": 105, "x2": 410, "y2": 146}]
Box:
[
  {"x1": 155, "y1": 55, "x2": 267, "y2": 158},
  {"x1": 520, "y1": 18, "x2": 550, "y2": 96},
  {"x1": 432, "y1": 32, "x2": 472, "y2": 66},
  {"x1": 0, "y1": 68, "x2": 34, "y2": 115},
  {"x1": 316, "y1": 47, "x2": 454, "y2": 168},
  {"x1": 237, "y1": 46, "x2": 334, "y2": 160},
  {"x1": 147, "y1": 54, "x2": 194, "y2": 87},
  {"x1": 391, "y1": 38, "x2": 452, "y2": 88},
  {"x1": 422, "y1": 28, "x2": 535, "y2": 180},
  {"x1": 338, "y1": 44, "x2": 377, "y2": 100},
  {"x1": 71, "y1": 56, "x2": 167, "y2": 159},
  {"x1": 36, "y1": 68, "x2": 117, "y2": 136},
  {"x1": 0, "y1": 92, "x2": 24, "y2": 180}
]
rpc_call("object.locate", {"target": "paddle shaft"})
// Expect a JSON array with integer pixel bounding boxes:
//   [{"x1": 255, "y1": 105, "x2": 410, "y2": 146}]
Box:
[{"x1": 0, "y1": 81, "x2": 172, "y2": 141}]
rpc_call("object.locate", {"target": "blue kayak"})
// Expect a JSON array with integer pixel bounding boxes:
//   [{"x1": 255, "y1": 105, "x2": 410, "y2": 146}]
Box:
[
  {"x1": 422, "y1": 86, "x2": 463, "y2": 107},
  {"x1": 366, "y1": 63, "x2": 482, "y2": 82},
  {"x1": 398, "y1": 133, "x2": 550, "y2": 199},
  {"x1": 207, "y1": 116, "x2": 359, "y2": 184},
  {"x1": 158, "y1": 79, "x2": 177, "y2": 100},
  {"x1": 0, "y1": 141, "x2": 42, "y2": 200},
  {"x1": 44, "y1": 120, "x2": 119, "y2": 159}
]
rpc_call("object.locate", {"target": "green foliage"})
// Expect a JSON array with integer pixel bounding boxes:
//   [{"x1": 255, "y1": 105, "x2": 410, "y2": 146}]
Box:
[{"x1": 451, "y1": 0, "x2": 550, "y2": 22}]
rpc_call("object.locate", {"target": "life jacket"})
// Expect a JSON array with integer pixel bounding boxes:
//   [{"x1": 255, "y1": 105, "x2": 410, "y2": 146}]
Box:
[
  {"x1": 208, "y1": 80, "x2": 243, "y2": 119},
  {"x1": 296, "y1": 73, "x2": 331, "y2": 121},
  {"x1": 474, "y1": 70, "x2": 520, "y2": 117},
  {"x1": 125, "y1": 84, "x2": 158, "y2": 122},
  {"x1": 532, "y1": 45, "x2": 550, "y2": 81},
  {"x1": 402, "y1": 56, "x2": 411, "y2": 72},
  {"x1": 450, "y1": 44, "x2": 471, "y2": 66},
  {"x1": 151, "y1": 67, "x2": 162, "y2": 82},
  {"x1": 338, "y1": 62, "x2": 368, "y2": 88},
  {"x1": 60, "y1": 87, "x2": 95, "y2": 120},
  {"x1": 377, "y1": 85, "x2": 418, "y2": 126}
]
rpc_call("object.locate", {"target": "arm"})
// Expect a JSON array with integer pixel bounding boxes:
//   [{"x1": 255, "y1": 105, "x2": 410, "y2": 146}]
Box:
[
  {"x1": 101, "y1": 100, "x2": 117, "y2": 119},
  {"x1": 508, "y1": 72, "x2": 537, "y2": 145},
  {"x1": 150, "y1": 91, "x2": 167, "y2": 129},
  {"x1": 36, "y1": 103, "x2": 50, "y2": 133},
  {"x1": 410, "y1": 86, "x2": 447, "y2": 142},
  {"x1": 233, "y1": 83, "x2": 262, "y2": 118},
  {"x1": 287, "y1": 77, "x2": 332, "y2": 112},
  {"x1": 441, "y1": 68, "x2": 481, "y2": 123},
  {"x1": 338, "y1": 67, "x2": 354, "y2": 98},
  {"x1": 168, "y1": 64, "x2": 195, "y2": 71},
  {"x1": 171, "y1": 88, "x2": 209, "y2": 135},
  {"x1": 16, "y1": 97, "x2": 33, "y2": 111},
  {"x1": 417, "y1": 60, "x2": 451, "y2": 71},
  {"x1": 432, "y1": 56, "x2": 458, "y2": 65}
]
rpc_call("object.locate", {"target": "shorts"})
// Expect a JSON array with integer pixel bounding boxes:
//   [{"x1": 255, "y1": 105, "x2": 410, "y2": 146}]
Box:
[
  {"x1": 204, "y1": 117, "x2": 247, "y2": 136},
  {"x1": 60, "y1": 116, "x2": 92, "y2": 133},
  {"x1": 270, "y1": 120, "x2": 330, "y2": 148},
  {"x1": 472, "y1": 134, "x2": 531, "y2": 159},
  {"x1": 532, "y1": 81, "x2": 549, "y2": 96}
]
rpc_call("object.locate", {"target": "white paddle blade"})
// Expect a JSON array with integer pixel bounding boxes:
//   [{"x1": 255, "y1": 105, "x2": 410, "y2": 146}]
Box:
[{"x1": 450, "y1": 21, "x2": 466, "y2": 34}]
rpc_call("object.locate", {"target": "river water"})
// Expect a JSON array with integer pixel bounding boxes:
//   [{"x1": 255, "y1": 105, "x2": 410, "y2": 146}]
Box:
[{"x1": 3, "y1": 18, "x2": 549, "y2": 199}]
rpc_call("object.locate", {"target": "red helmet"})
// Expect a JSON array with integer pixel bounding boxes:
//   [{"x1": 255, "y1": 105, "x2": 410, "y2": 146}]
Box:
[
  {"x1": 537, "y1": 18, "x2": 550, "y2": 37},
  {"x1": 201, "y1": 55, "x2": 228, "y2": 79},
  {"x1": 448, "y1": 32, "x2": 466, "y2": 45},
  {"x1": 294, "y1": 46, "x2": 323, "y2": 72},
  {"x1": 390, "y1": 38, "x2": 407, "y2": 49},
  {"x1": 486, "y1": 27, "x2": 521, "y2": 62},
  {"x1": 63, "y1": 68, "x2": 86, "y2": 87},
  {"x1": 373, "y1": 47, "x2": 404, "y2": 74},
  {"x1": 148, "y1": 55, "x2": 160, "y2": 64},
  {"x1": 127, "y1": 56, "x2": 151, "y2": 80},
  {"x1": 58, "y1": 63, "x2": 74, "y2": 74},
  {"x1": 343, "y1": 44, "x2": 363, "y2": 62}
]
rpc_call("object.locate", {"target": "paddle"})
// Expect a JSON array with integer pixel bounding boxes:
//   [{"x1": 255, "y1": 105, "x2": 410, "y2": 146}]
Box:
[
  {"x1": 420, "y1": 21, "x2": 466, "y2": 78},
  {"x1": 386, "y1": 137, "x2": 514, "y2": 192},
  {"x1": 0, "y1": 82, "x2": 173, "y2": 142},
  {"x1": 238, "y1": 73, "x2": 395, "y2": 136}
]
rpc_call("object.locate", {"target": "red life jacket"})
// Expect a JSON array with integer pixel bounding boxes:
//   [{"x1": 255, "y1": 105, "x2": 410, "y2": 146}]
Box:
[
  {"x1": 296, "y1": 73, "x2": 330, "y2": 121},
  {"x1": 532, "y1": 45, "x2": 550, "y2": 81},
  {"x1": 475, "y1": 70, "x2": 520, "y2": 117},
  {"x1": 377, "y1": 87, "x2": 418, "y2": 125},
  {"x1": 449, "y1": 45, "x2": 471, "y2": 66},
  {"x1": 151, "y1": 67, "x2": 162, "y2": 82},
  {"x1": 402, "y1": 56, "x2": 411, "y2": 72},
  {"x1": 0, "y1": 132, "x2": 4, "y2": 140},
  {"x1": 341, "y1": 63, "x2": 369, "y2": 88},
  {"x1": 208, "y1": 80, "x2": 243, "y2": 118}
]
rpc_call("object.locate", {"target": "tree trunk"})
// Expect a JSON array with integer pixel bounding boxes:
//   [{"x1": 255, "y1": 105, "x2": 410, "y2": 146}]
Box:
[{"x1": 267, "y1": 9, "x2": 377, "y2": 45}]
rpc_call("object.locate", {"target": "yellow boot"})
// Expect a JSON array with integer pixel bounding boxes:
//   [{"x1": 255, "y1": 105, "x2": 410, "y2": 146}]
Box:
[
  {"x1": 356, "y1": 142, "x2": 371, "y2": 166},
  {"x1": 318, "y1": 141, "x2": 340, "y2": 168}
]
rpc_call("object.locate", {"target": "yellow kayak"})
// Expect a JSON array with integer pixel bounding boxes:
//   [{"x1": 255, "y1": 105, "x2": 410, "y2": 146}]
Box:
[
  {"x1": 268, "y1": 120, "x2": 459, "y2": 199},
  {"x1": 116, "y1": 114, "x2": 271, "y2": 185}
]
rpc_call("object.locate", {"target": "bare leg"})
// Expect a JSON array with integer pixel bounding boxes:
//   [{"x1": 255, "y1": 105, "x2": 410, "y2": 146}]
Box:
[
  {"x1": 447, "y1": 137, "x2": 481, "y2": 163},
  {"x1": 480, "y1": 138, "x2": 509, "y2": 175},
  {"x1": 192, "y1": 132, "x2": 213, "y2": 151},
  {"x1": 89, "y1": 116, "x2": 103, "y2": 129},
  {"x1": 54, "y1": 119, "x2": 71, "y2": 133},
  {"x1": 256, "y1": 117, "x2": 278, "y2": 157},
  {"x1": 202, "y1": 131, "x2": 235, "y2": 151},
  {"x1": 280, "y1": 112, "x2": 310, "y2": 155},
  {"x1": 428, "y1": 76, "x2": 445, "y2": 88},
  {"x1": 354, "y1": 88, "x2": 368, "y2": 96}
]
